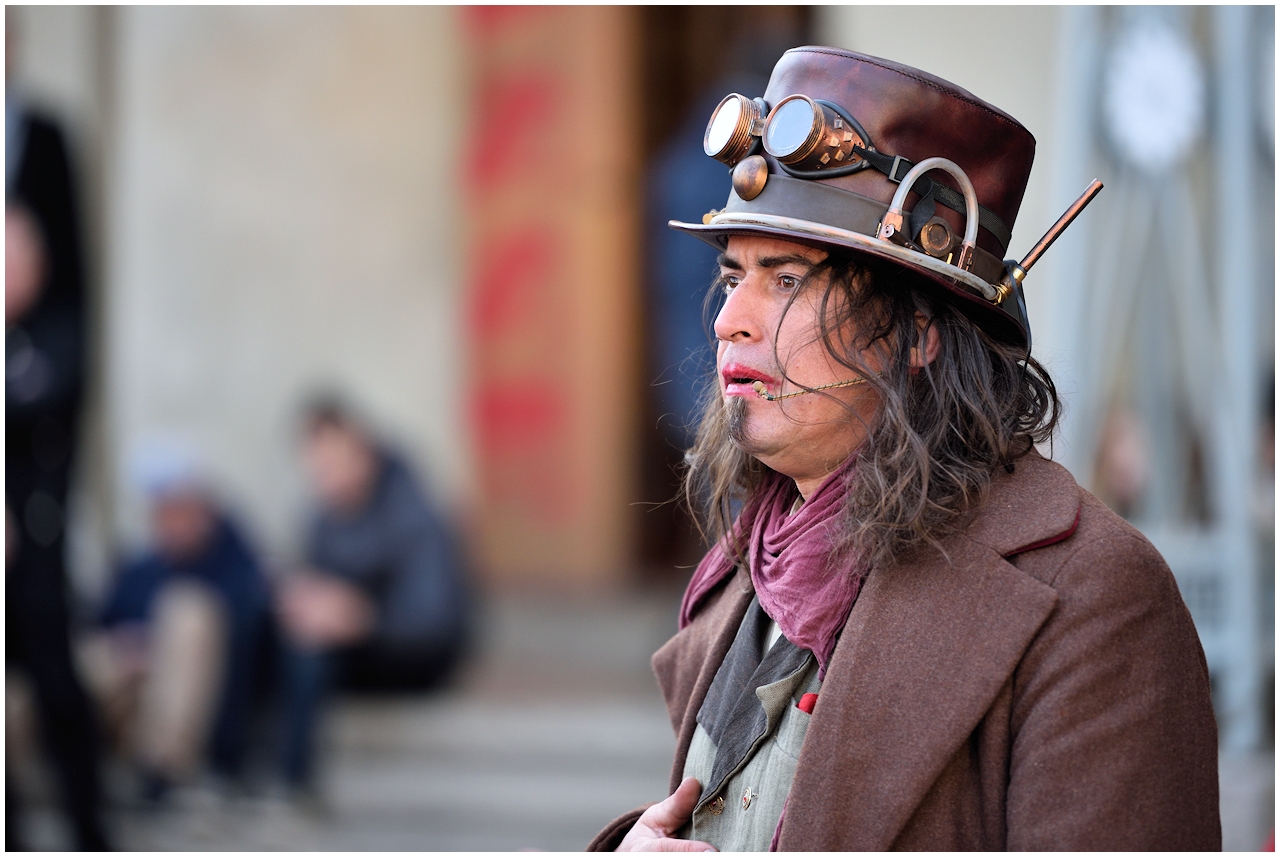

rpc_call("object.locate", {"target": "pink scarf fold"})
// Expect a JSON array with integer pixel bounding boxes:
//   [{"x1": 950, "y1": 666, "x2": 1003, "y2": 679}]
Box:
[{"x1": 679, "y1": 455, "x2": 866, "y2": 678}]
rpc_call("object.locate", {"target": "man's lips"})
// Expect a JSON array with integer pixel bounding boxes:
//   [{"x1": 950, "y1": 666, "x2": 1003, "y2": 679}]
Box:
[{"x1": 720, "y1": 362, "x2": 777, "y2": 397}]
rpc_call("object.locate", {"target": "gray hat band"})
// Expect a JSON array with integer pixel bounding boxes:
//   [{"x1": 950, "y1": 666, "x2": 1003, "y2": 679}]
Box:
[{"x1": 720, "y1": 174, "x2": 1005, "y2": 284}]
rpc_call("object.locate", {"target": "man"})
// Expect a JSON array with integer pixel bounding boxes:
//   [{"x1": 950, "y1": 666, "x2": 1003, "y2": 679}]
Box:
[
  {"x1": 93, "y1": 449, "x2": 271, "y2": 801},
  {"x1": 276, "y1": 399, "x2": 470, "y2": 793},
  {"x1": 591, "y1": 47, "x2": 1219, "y2": 851},
  {"x1": 5, "y1": 67, "x2": 110, "y2": 847}
]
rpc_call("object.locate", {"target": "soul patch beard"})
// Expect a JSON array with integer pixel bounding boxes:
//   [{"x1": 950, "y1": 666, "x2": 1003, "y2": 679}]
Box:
[{"x1": 726, "y1": 397, "x2": 749, "y2": 446}]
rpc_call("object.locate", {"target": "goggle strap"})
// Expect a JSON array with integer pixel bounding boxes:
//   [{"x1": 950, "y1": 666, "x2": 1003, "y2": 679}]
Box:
[
  {"x1": 853, "y1": 145, "x2": 1013, "y2": 254},
  {"x1": 909, "y1": 184, "x2": 939, "y2": 243}
]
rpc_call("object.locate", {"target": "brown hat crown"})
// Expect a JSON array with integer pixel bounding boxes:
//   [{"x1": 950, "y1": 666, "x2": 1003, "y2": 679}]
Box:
[
  {"x1": 672, "y1": 46, "x2": 1040, "y2": 347},
  {"x1": 766, "y1": 47, "x2": 1035, "y2": 253}
]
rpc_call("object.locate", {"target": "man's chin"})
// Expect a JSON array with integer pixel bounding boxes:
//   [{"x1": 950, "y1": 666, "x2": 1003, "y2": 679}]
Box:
[{"x1": 725, "y1": 398, "x2": 787, "y2": 463}]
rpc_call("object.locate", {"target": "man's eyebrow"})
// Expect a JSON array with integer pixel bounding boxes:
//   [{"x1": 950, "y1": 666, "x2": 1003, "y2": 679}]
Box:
[
  {"x1": 716, "y1": 252, "x2": 817, "y2": 271},
  {"x1": 756, "y1": 253, "x2": 819, "y2": 270}
]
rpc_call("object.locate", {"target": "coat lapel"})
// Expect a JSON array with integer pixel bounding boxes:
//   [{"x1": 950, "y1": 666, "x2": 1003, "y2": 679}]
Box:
[
  {"x1": 659, "y1": 452, "x2": 1083, "y2": 842},
  {"x1": 781, "y1": 536, "x2": 1058, "y2": 849},
  {"x1": 779, "y1": 452, "x2": 1080, "y2": 851},
  {"x1": 964, "y1": 450, "x2": 1082, "y2": 558},
  {"x1": 653, "y1": 565, "x2": 755, "y2": 794}
]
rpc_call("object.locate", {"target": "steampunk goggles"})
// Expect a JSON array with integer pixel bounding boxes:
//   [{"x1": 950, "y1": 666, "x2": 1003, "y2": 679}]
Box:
[
  {"x1": 705, "y1": 92, "x2": 1019, "y2": 257},
  {"x1": 704, "y1": 93, "x2": 874, "y2": 176},
  {"x1": 696, "y1": 89, "x2": 1103, "y2": 331},
  {"x1": 703, "y1": 90, "x2": 1009, "y2": 288}
]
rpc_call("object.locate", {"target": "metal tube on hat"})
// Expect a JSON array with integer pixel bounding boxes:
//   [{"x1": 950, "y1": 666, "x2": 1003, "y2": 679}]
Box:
[
  {"x1": 994, "y1": 179, "x2": 1104, "y2": 303},
  {"x1": 1012, "y1": 179, "x2": 1104, "y2": 281},
  {"x1": 877, "y1": 157, "x2": 980, "y2": 272}
]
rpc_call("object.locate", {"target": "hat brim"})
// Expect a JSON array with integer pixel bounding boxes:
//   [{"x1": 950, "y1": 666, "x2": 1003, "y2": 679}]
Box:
[{"x1": 670, "y1": 212, "x2": 1028, "y2": 348}]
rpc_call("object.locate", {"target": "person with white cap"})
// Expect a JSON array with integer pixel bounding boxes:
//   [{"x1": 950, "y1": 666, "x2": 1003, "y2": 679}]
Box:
[{"x1": 91, "y1": 438, "x2": 271, "y2": 803}]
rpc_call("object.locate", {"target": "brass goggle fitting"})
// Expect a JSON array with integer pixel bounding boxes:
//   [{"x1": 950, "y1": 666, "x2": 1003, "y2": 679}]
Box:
[
  {"x1": 704, "y1": 93, "x2": 873, "y2": 176},
  {"x1": 704, "y1": 94, "x2": 766, "y2": 167},
  {"x1": 762, "y1": 95, "x2": 869, "y2": 175}
]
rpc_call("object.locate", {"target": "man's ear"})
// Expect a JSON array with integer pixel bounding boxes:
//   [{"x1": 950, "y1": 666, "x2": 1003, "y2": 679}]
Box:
[{"x1": 908, "y1": 312, "x2": 941, "y2": 369}]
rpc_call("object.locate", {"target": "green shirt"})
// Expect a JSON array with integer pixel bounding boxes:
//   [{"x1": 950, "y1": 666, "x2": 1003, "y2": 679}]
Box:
[{"x1": 679, "y1": 598, "x2": 822, "y2": 851}]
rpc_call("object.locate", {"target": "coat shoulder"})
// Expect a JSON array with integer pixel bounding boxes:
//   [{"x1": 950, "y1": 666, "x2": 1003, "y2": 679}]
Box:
[
  {"x1": 1010, "y1": 480, "x2": 1183, "y2": 607},
  {"x1": 999, "y1": 481, "x2": 1220, "y2": 849},
  {"x1": 998, "y1": 467, "x2": 1206, "y2": 696},
  {"x1": 979, "y1": 451, "x2": 1176, "y2": 601}
]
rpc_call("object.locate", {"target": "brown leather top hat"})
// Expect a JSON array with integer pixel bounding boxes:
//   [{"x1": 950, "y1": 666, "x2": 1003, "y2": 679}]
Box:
[{"x1": 671, "y1": 46, "x2": 1037, "y2": 347}]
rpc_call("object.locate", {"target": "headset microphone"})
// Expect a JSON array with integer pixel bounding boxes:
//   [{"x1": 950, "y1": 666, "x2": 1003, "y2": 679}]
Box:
[{"x1": 752, "y1": 377, "x2": 869, "y2": 401}]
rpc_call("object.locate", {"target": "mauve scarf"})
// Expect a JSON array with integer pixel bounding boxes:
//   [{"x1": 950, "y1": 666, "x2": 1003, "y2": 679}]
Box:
[{"x1": 679, "y1": 455, "x2": 866, "y2": 678}]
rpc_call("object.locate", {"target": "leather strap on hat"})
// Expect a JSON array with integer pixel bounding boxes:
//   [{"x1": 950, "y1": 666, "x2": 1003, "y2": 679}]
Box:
[
  {"x1": 721, "y1": 174, "x2": 1007, "y2": 284},
  {"x1": 851, "y1": 145, "x2": 1013, "y2": 253}
]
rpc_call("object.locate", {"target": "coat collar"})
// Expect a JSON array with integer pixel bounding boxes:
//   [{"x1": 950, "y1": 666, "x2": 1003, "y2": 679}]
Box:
[
  {"x1": 777, "y1": 451, "x2": 1080, "y2": 850},
  {"x1": 657, "y1": 565, "x2": 756, "y2": 794},
  {"x1": 963, "y1": 448, "x2": 1082, "y2": 558}
]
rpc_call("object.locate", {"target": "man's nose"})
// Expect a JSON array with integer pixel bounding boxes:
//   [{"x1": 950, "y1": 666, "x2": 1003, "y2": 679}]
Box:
[{"x1": 713, "y1": 279, "x2": 761, "y2": 344}]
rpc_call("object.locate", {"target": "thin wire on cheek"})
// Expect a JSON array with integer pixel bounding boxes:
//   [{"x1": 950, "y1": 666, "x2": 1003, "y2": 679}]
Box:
[
  {"x1": 778, "y1": 270, "x2": 863, "y2": 390},
  {"x1": 769, "y1": 270, "x2": 815, "y2": 389}
]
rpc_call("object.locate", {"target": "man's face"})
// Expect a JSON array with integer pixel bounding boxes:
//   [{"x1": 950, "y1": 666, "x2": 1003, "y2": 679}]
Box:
[
  {"x1": 303, "y1": 423, "x2": 378, "y2": 516},
  {"x1": 714, "y1": 235, "x2": 880, "y2": 496},
  {"x1": 152, "y1": 492, "x2": 216, "y2": 564}
]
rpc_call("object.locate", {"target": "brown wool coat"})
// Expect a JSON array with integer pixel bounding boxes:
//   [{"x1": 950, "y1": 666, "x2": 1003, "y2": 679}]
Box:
[{"x1": 588, "y1": 451, "x2": 1220, "y2": 851}]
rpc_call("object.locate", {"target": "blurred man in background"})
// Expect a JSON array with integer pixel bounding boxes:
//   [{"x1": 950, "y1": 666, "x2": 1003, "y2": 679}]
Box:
[
  {"x1": 277, "y1": 398, "x2": 470, "y2": 796},
  {"x1": 90, "y1": 446, "x2": 271, "y2": 803},
  {"x1": 5, "y1": 45, "x2": 110, "y2": 847}
]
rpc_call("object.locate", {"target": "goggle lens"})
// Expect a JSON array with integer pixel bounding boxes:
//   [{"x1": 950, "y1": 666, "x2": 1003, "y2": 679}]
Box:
[
  {"x1": 705, "y1": 97, "x2": 743, "y2": 156},
  {"x1": 704, "y1": 92, "x2": 868, "y2": 173},
  {"x1": 704, "y1": 94, "x2": 760, "y2": 166},
  {"x1": 764, "y1": 97, "x2": 819, "y2": 160}
]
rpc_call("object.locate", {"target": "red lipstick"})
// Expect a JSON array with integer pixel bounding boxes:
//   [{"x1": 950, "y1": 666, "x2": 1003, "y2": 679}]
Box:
[{"x1": 720, "y1": 362, "x2": 777, "y2": 398}]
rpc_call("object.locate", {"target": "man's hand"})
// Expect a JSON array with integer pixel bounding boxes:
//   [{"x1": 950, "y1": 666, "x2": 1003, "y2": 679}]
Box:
[
  {"x1": 617, "y1": 777, "x2": 716, "y2": 852},
  {"x1": 277, "y1": 570, "x2": 376, "y2": 648}
]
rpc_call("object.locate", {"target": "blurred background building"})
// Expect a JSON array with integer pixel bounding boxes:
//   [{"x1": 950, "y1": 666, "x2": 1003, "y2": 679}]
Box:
[{"x1": 6, "y1": 5, "x2": 1273, "y2": 850}]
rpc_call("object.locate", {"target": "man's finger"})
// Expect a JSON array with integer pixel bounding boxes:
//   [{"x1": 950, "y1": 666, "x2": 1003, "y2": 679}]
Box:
[
  {"x1": 634, "y1": 837, "x2": 717, "y2": 853},
  {"x1": 641, "y1": 777, "x2": 704, "y2": 836}
]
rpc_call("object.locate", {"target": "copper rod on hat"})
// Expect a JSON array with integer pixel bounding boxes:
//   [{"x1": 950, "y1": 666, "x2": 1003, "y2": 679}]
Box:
[{"x1": 1008, "y1": 179, "x2": 1104, "y2": 286}]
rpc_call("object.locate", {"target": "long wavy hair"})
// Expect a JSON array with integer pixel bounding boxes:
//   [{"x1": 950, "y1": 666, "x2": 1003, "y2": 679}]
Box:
[{"x1": 682, "y1": 249, "x2": 1060, "y2": 573}]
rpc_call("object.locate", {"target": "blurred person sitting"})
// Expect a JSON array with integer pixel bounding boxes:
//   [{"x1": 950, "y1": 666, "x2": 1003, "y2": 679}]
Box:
[
  {"x1": 277, "y1": 398, "x2": 470, "y2": 793},
  {"x1": 91, "y1": 444, "x2": 271, "y2": 802}
]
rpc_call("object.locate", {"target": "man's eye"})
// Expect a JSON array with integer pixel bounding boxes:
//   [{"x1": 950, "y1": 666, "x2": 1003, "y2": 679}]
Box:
[
  {"x1": 721, "y1": 276, "x2": 741, "y2": 293},
  {"x1": 779, "y1": 275, "x2": 800, "y2": 290}
]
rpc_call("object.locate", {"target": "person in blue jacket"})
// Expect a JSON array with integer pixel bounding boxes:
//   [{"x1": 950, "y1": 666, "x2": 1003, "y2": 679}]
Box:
[
  {"x1": 97, "y1": 459, "x2": 271, "y2": 801},
  {"x1": 276, "y1": 398, "x2": 470, "y2": 794}
]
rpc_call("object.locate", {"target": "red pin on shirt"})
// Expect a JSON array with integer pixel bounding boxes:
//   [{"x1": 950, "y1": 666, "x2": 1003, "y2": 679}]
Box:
[{"x1": 797, "y1": 693, "x2": 818, "y2": 714}]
